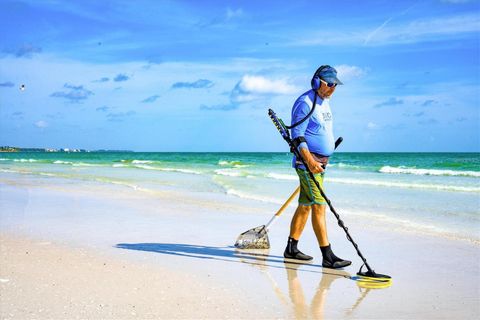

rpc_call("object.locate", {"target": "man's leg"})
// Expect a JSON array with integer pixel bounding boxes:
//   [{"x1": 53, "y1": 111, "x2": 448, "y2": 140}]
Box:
[
  {"x1": 284, "y1": 205, "x2": 313, "y2": 261},
  {"x1": 289, "y1": 205, "x2": 311, "y2": 239},
  {"x1": 311, "y1": 204, "x2": 329, "y2": 247},
  {"x1": 311, "y1": 204, "x2": 352, "y2": 269},
  {"x1": 284, "y1": 167, "x2": 322, "y2": 261}
]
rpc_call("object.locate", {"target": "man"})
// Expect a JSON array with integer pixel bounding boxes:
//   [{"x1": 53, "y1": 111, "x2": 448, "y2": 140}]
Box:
[{"x1": 284, "y1": 65, "x2": 351, "y2": 269}]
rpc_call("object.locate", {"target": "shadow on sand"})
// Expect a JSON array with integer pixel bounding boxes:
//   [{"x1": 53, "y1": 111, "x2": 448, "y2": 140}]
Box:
[
  {"x1": 115, "y1": 242, "x2": 374, "y2": 318},
  {"x1": 115, "y1": 242, "x2": 350, "y2": 278}
]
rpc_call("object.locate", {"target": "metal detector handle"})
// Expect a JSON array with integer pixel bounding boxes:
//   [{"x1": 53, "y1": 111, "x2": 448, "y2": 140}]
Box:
[
  {"x1": 335, "y1": 137, "x2": 343, "y2": 149},
  {"x1": 268, "y1": 109, "x2": 291, "y2": 142}
]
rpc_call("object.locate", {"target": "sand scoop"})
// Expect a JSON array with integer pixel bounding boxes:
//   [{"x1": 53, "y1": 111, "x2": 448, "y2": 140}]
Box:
[
  {"x1": 234, "y1": 187, "x2": 300, "y2": 249},
  {"x1": 235, "y1": 136, "x2": 343, "y2": 249}
]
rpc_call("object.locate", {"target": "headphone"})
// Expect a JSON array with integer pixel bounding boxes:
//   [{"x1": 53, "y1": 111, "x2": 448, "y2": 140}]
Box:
[
  {"x1": 289, "y1": 66, "x2": 330, "y2": 130},
  {"x1": 311, "y1": 65, "x2": 330, "y2": 91}
]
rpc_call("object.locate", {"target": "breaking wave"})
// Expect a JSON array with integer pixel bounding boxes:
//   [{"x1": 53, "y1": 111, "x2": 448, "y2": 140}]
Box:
[
  {"x1": 214, "y1": 168, "x2": 246, "y2": 177},
  {"x1": 379, "y1": 166, "x2": 480, "y2": 178},
  {"x1": 327, "y1": 177, "x2": 479, "y2": 193},
  {"x1": 218, "y1": 160, "x2": 250, "y2": 168},
  {"x1": 133, "y1": 164, "x2": 202, "y2": 175},
  {"x1": 13, "y1": 159, "x2": 37, "y2": 162},
  {"x1": 265, "y1": 173, "x2": 297, "y2": 181},
  {"x1": 224, "y1": 188, "x2": 283, "y2": 204}
]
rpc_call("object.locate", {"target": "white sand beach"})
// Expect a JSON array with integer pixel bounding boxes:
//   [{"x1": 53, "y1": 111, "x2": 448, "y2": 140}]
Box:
[{"x1": 1, "y1": 172, "x2": 479, "y2": 319}]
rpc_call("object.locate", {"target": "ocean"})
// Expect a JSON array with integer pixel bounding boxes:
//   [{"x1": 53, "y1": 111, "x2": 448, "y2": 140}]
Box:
[{"x1": 1, "y1": 152, "x2": 479, "y2": 243}]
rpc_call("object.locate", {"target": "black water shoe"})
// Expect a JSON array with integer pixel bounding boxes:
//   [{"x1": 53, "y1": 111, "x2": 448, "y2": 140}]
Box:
[
  {"x1": 321, "y1": 244, "x2": 351, "y2": 269},
  {"x1": 284, "y1": 237, "x2": 313, "y2": 261},
  {"x1": 284, "y1": 250, "x2": 313, "y2": 261}
]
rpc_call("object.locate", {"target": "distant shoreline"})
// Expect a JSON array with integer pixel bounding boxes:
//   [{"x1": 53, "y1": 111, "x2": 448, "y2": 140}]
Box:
[
  {"x1": 0, "y1": 147, "x2": 133, "y2": 153},
  {"x1": 1, "y1": 150, "x2": 478, "y2": 154}
]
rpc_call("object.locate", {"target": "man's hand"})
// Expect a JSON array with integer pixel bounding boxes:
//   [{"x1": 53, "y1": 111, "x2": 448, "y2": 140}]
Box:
[
  {"x1": 307, "y1": 159, "x2": 324, "y2": 174},
  {"x1": 299, "y1": 148, "x2": 324, "y2": 174}
]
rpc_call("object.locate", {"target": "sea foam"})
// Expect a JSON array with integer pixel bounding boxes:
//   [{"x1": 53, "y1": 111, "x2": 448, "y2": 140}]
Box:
[
  {"x1": 53, "y1": 160, "x2": 73, "y2": 165},
  {"x1": 225, "y1": 188, "x2": 283, "y2": 204},
  {"x1": 134, "y1": 164, "x2": 202, "y2": 175},
  {"x1": 131, "y1": 160, "x2": 154, "y2": 164},
  {"x1": 327, "y1": 177, "x2": 480, "y2": 193},
  {"x1": 265, "y1": 173, "x2": 297, "y2": 181},
  {"x1": 214, "y1": 169, "x2": 245, "y2": 177},
  {"x1": 218, "y1": 160, "x2": 250, "y2": 168},
  {"x1": 379, "y1": 166, "x2": 480, "y2": 178}
]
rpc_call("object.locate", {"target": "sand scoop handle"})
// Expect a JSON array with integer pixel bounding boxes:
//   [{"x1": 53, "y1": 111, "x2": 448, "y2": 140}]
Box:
[
  {"x1": 275, "y1": 187, "x2": 300, "y2": 217},
  {"x1": 265, "y1": 186, "x2": 300, "y2": 229}
]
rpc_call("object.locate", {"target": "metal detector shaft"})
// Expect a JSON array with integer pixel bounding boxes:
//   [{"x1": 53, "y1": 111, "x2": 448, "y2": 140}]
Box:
[
  {"x1": 293, "y1": 147, "x2": 375, "y2": 274},
  {"x1": 268, "y1": 109, "x2": 376, "y2": 275}
]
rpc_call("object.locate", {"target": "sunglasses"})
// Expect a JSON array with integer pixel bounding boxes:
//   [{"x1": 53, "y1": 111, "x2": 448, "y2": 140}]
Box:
[{"x1": 320, "y1": 79, "x2": 337, "y2": 88}]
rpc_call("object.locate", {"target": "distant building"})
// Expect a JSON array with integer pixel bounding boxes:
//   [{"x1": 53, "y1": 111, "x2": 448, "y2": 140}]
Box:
[{"x1": 0, "y1": 146, "x2": 19, "y2": 152}]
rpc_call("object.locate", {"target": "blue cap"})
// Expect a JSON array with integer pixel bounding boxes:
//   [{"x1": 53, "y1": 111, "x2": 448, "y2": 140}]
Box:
[{"x1": 315, "y1": 65, "x2": 343, "y2": 85}]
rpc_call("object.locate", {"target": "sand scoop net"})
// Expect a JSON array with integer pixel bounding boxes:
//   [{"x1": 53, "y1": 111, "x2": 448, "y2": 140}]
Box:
[
  {"x1": 234, "y1": 225, "x2": 270, "y2": 249},
  {"x1": 234, "y1": 187, "x2": 300, "y2": 249}
]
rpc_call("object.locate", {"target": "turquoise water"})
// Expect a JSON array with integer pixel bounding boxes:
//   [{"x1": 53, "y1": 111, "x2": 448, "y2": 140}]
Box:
[
  {"x1": 1, "y1": 151, "x2": 478, "y2": 173},
  {"x1": 1, "y1": 152, "x2": 479, "y2": 242}
]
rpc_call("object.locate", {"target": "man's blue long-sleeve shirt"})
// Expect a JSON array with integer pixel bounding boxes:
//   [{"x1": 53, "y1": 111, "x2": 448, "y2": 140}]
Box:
[{"x1": 291, "y1": 90, "x2": 335, "y2": 167}]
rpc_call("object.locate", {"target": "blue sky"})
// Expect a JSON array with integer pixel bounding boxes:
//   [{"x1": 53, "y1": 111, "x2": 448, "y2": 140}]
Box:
[{"x1": 0, "y1": 0, "x2": 479, "y2": 152}]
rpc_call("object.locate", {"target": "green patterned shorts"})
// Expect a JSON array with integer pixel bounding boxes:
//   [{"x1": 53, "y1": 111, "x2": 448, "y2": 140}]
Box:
[{"x1": 296, "y1": 168, "x2": 327, "y2": 206}]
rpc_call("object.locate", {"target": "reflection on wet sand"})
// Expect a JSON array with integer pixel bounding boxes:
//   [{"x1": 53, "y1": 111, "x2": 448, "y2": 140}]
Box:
[
  {"x1": 114, "y1": 244, "x2": 388, "y2": 319},
  {"x1": 236, "y1": 250, "x2": 392, "y2": 319},
  {"x1": 285, "y1": 262, "x2": 348, "y2": 320},
  {"x1": 235, "y1": 250, "x2": 360, "y2": 319}
]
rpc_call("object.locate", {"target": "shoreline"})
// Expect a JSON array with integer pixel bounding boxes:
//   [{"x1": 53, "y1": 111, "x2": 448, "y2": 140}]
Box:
[{"x1": 1, "y1": 171, "x2": 477, "y2": 245}]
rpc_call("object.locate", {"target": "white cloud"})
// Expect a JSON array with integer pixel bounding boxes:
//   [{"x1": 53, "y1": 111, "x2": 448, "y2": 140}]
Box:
[
  {"x1": 236, "y1": 75, "x2": 299, "y2": 95},
  {"x1": 367, "y1": 122, "x2": 378, "y2": 129},
  {"x1": 35, "y1": 120, "x2": 48, "y2": 128},
  {"x1": 229, "y1": 75, "x2": 300, "y2": 104},
  {"x1": 226, "y1": 8, "x2": 243, "y2": 20},
  {"x1": 334, "y1": 65, "x2": 367, "y2": 81}
]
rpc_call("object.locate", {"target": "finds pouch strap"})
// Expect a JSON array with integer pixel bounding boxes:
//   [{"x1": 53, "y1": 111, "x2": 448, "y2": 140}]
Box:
[{"x1": 295, "y1": 152, "x2": 329, "y2": 169}]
